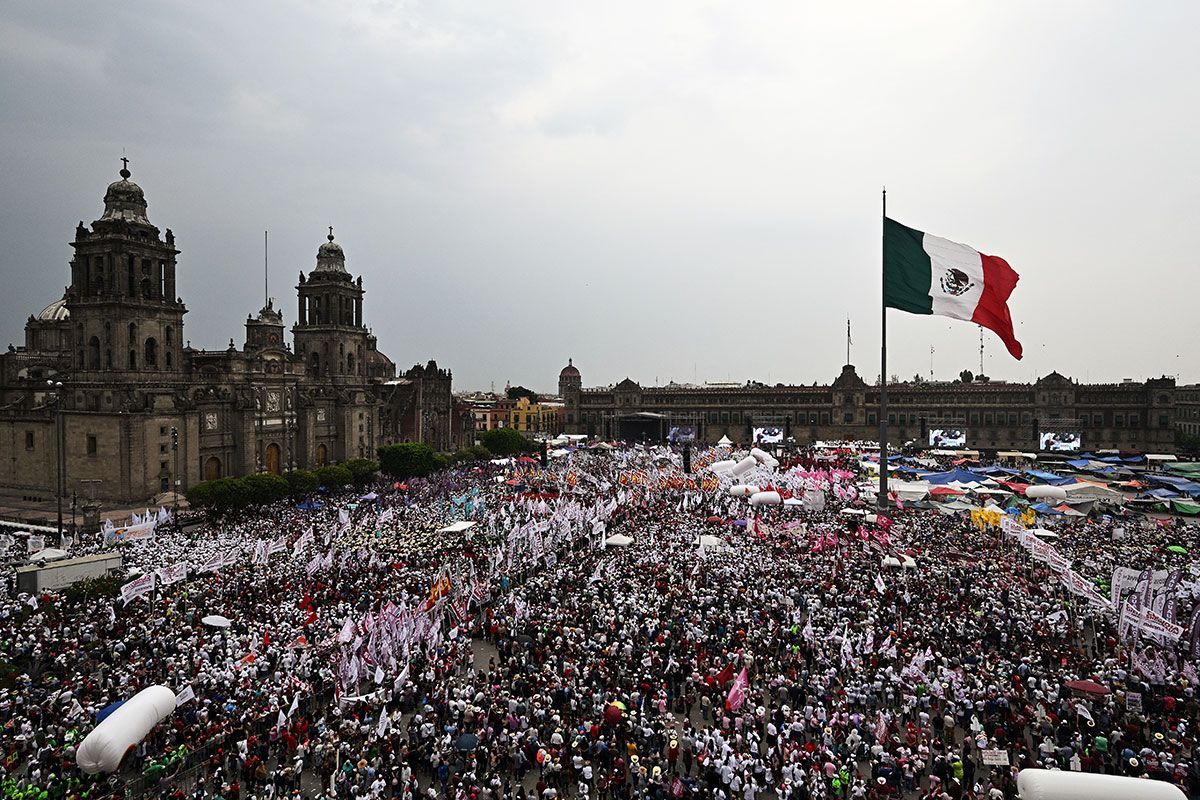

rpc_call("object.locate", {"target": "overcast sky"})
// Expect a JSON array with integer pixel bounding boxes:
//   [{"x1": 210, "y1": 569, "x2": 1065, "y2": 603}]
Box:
[{"x1": 2, "y1": 1, "x2": 1197, "y2": 393}]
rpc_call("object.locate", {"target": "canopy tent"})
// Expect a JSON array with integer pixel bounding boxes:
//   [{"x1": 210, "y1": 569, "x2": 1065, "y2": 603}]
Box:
[
  {"x1": 923, "y1": 468, "x2": 990, "y2": 486},
  {"x1": 715, "y1": 435, "x2": 734, "y2": 447},
  {"x1": 1171, "y1": 499, "x2": 1200, "y2": 516},
  {"x1": 436, "y1": 521, "x2": 477, "y2": 534},
  {"x1": 29, "y1": 547, "x2": 69, "y2": 563},
  {"x1": 1031, "y1": 528, "x2": 1059, "y2": 539},
  {"x1": 604, "y1": 533, "x2": 633, "y2": 547},
  {"x1": 695, "y1": 534, "x2": 725, "y2": 548},
  {"x1": 889, "y1": 480, "x2": 931, "y2": 502}
]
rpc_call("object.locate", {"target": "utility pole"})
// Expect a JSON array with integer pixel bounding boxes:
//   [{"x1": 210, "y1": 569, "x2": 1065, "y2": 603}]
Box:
[{"x1": 171, "y1": 426, "x2": 180, "y2": 522}]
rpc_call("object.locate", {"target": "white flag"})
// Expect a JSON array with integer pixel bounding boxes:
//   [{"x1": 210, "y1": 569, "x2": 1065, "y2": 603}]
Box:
[
  {"x1": 287, "y1": 694, "x2": 300, "y2": 718},
  {"x1": 374, "y1": 665, "x2": 385, "y2": 684},
  {"x1": 874, "y1": 574, "x2": 887, "y2": 594},
  {"x1": 376, "y1": 706, "x2": 390, "y2": 738}
]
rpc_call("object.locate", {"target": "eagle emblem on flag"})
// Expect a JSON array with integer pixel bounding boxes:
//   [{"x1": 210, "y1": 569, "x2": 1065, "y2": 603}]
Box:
[{"x1": 938, "y1": 268, "x2": 974, "y2": 297}]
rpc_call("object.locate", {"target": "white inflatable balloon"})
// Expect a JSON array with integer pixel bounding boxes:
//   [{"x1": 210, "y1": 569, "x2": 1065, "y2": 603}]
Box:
[
  {"x1": 1018, "y1": 770, "x2": 1185, "y2": 800},
  {"x1": 77, "y1": 686, "x2": 176, "y2": 774},
  {"x1": 749, "y1": 448, "x2": 772, "y2": 463},
  {"x1": 709, "y1": 460, "x2": 737, "y2": 474},
  {"x1": 729, "y1": 485, "x2": 760, "y2": 497},
  {"x1": 749, "y1": 491, "x2": 782, "y2": 506},
  {"x1": 1026, "y1": 485, "x2": 1068, "y2": 501},
  {"x1": 730, "y1": 456, "x2": 758, "y2": 477}
]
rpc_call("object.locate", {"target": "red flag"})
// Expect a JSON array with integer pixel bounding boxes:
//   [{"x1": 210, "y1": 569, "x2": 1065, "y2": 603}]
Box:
[
  {"x1": 287, "y1": 634, "x2": 309, "y2": 650},
  {"x1": 303, "y1": 609, "x2": 318, "y2": 626},
  {"x1": 725, "y1": 667, "x2": 749, "y2": 712},
  {"x1": 715, "y1": 662, "x2": 736, "y2": 686},
  {"x1": 263, "y1": 628, "x2": 271, "y2": 647}
]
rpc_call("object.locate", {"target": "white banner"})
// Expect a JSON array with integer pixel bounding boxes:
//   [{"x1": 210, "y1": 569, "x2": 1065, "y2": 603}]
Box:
[
  {"x1": 155, "y1": 563, "x2": 188, "y2": 586},
  {"x1": 174, "y1": 685, "x2": 195, "y2": 707},
  {"x1": 199, "y1": 552, "x2": 225, "y2": 574},
  {"x1": 120, "y1": 573, "x2": 156, "y2": 605},
  {"x1": 104, "y1": 519, "x2": 156, "y2": 545},
  {"x1": 28, "y1": 535, "x2": 45, "y2": 553}
]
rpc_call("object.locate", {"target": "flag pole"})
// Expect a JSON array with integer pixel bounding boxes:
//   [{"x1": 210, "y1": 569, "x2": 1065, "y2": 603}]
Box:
[{"x1": 878, "y1": 187, "x2": 889, "y2": 509}]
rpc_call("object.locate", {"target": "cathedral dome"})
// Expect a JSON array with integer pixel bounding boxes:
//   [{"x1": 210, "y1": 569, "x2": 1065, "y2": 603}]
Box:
[
  {"x1": 559, "y1": 358, "x2": 580, "y2": 378},
  {"x1": 99, "y1": 162, "x2": 150, "y2": 225},
  {"x1": 314, "y1": 228, "x2": 347, "y2": 273},
  {"x1": 37, "y1": 297, "x2": 70, "y2": 321}
]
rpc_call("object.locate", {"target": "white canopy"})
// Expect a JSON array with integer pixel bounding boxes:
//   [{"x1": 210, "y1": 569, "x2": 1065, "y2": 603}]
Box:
[
  {"x1": 30, "y1": 547, "x2": 69, "y2": 562},
  {"x1": 890, "y1": 480, "x2": 931, "y2": 502},
  {"x1": 716, "y1": 435, "x2": 733, "y2": 447},
  {"x1": 604, "y1": 533, "x2": 633, "y2": 547},
  {"x1": 201, "y1": 615, "x2": 232, "y2": 628},
  {"x1": 839, "y1": 508, "x2": 867, "y2": 516},
  {"x1": 1031, "y1": 528, "x2": 1059, "y2": 539},
  {"x1": 696, "y1": 534, "x2": 724, "y2": 548}
]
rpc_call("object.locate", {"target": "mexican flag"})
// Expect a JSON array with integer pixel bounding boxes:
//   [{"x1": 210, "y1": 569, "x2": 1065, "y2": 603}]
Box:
[{"x1": 884, "y1": 217, "x2": 1023, "y2": 359}]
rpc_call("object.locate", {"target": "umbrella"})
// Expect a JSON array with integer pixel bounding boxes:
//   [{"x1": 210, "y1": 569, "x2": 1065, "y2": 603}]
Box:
[
  {"x1": 1064, "y1": 679, "x2": 1109, "y2": 696},
  {"x1": 455, "y1": 733, "x2": 479, "y2": 751},
  {"x1": 202, "y1": 615, "x2": 232, "y2": 628},
  {"x1": 732, "y1": 519, "x2": 747, "y2": 527},
  {"x1": 603, "y1": 701, "x2": 626, "y2": 724},
  {"x1": 1167, "y1": 545, "x2": 1188, "y2": 555}
]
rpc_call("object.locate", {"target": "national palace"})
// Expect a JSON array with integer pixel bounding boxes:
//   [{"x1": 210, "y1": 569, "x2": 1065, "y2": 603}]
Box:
[{"x1": 559, "y1": 361, "x2": 1192, "y2": 455}]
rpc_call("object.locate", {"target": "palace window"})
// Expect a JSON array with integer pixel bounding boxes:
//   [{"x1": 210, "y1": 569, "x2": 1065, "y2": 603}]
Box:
[
  {"x1": 86, "y1": 435, "x2": 97, "y2": 455},
  {"x1": 25, "y1": 431, "x2": 34, "y2": 451}
]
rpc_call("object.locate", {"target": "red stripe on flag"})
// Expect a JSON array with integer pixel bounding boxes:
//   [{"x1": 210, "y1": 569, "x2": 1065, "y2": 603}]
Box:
[{"x1": 971, "y1": 253, "x2": 1023, "y2": 360}]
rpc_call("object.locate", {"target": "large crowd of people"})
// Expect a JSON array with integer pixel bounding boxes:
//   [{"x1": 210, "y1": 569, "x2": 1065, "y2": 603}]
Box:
[{"x1": 1, "y1": 444, "x2": 1198, "y2": 800}]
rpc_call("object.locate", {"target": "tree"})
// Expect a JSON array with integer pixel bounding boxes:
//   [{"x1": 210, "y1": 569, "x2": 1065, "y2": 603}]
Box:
[
  {"x1": 242, "y1": 472, "x2": 290, "y2": 505},
  {"x1": 976, "y1": 374, "x2": 990, "y2": 383},
  {"x1": 480, "y1": 427, "x2": 536, "y2": 456},
  {"x1": 343, "y1": 458, "x2": 379, "y2": 487},
  {"x1": 911, "y1": 373, "x2": 927, "y2": 384},
  {"x1": 285, "y1": 469, "x2": 319, "y2": 496},
  {"x1": 185, "y1": 480, "x2": 215, "y2": 510},
  {"x1": 206, "y1": 477, "x2": 251, "y2": 512},
  {"x1": 378, "y1": 443, "x2": 441, "y2": 479},
  {"x1": 314, "y1": 464, "x2": 353, "y2": 489},
  {"x1": 958, "y1": 369, "x2": 974, "y2": 383},
  {"x1": 506, "y1": 385, "x2": 538, "y2": 403}
]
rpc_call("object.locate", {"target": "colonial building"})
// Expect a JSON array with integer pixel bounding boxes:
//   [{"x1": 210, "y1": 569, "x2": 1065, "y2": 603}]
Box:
[
  {"x1": 560, "y1": 361, "x2": 1180, "y2": 454},
  {"x1": 0, "y1": 163, "x2": 452, "y2": 505}
]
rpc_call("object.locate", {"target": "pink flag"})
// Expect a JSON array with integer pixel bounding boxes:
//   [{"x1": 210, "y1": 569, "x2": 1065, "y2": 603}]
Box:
[{"x1": 725, "y1": 667, "x2": 749, "y2": 712}]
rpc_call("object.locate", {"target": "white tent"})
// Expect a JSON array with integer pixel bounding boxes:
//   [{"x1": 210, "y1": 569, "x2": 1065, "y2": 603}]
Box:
[
  {"x1": 716, "y1": 435, "x2": 733, "y2": 447},
  {"x1": 604, "y1": 533, "x2": 633, "y2": 547},
  {"x1": 696, "y1": 534, "x2": 724, "y2": 548},
  {"x1": 839, "y1": 508, "x2": 867, "y2": 516},
  {"x1": 889, "y1": 480, "x2": 931, "y2": 502},
  {"x1": 1031, "y1": 528, "x2": 1059, "y2": 539},
  {"x1": 30, "y1": 547, "x2": 69, "y2": 563}
]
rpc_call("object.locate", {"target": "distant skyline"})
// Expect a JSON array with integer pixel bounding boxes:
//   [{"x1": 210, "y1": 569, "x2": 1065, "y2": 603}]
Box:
[{"x1": 2, "y1": 2, "x2": 1198, "y2": 393}]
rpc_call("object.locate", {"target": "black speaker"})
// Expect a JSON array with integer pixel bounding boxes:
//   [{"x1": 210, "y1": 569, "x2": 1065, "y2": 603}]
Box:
[
  {"x1": 540, "y1": 441, "x2": 548, "y2": 467},
  {"x1": 682, "y1": 442, "x2": 692, "y2": 474}
]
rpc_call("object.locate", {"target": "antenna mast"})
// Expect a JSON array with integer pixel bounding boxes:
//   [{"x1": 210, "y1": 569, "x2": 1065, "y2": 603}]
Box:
[{"x1": 264, "y1": 231, "x2": 269, "y2": 307}]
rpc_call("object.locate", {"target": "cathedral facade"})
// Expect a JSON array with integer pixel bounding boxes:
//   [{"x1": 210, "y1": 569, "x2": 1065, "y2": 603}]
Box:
[{"x1": 0, "y1": 164, "x2": 453, "y2": 505}]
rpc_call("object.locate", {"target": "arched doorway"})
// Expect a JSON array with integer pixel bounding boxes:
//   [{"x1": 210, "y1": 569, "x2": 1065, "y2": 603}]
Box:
[
  {"x1": 265, "y1": 443, "x2": 281, "y2": 475},
  {"x1": 203, "y1": 456, "x2": 222, "y2": 481},
  {"x1": 315, "y1": 443, "x2": 328, "y2": 467}
]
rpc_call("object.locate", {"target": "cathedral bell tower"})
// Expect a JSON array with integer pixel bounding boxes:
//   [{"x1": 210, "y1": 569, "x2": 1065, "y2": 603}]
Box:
[
  {"x1": 67, "y1": 160, "x2": 186, "y2": 377},
  {"x1": 293, "y1": 229, "x2": 368, "y2": 381}
]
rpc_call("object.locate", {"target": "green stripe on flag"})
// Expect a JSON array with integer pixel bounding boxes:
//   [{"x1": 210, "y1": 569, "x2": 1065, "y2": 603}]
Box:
[{"x1": 884, "y1": 218, "x2": 933, "y2": 314}]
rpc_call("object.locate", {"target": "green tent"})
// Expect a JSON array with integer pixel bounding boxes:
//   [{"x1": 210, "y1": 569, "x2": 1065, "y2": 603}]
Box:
[
  {"x1": 1170, "y1": 499, "x2": 1200, "y2": 515},
  {"x1": 1165, "y1": 462, "x2": 1200, "y2": 478}
]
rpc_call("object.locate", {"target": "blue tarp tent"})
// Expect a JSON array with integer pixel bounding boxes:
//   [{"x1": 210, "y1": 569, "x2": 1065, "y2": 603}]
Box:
[
  {"x1": 924, "y1": 468, "x2": 990, "y2": 485},
  {"x1": 1031, "y1": 503, "x2": 1065, "y2": 516}
]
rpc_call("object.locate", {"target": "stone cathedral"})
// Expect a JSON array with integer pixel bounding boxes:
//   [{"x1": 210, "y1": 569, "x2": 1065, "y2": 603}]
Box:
[{"x1": 0, "y1": 162, "x2": 454, "y2": 506}]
